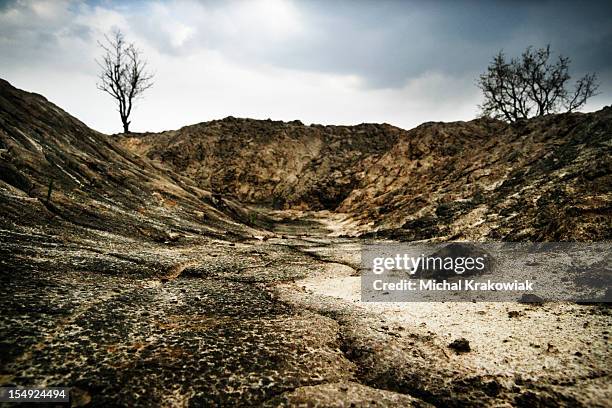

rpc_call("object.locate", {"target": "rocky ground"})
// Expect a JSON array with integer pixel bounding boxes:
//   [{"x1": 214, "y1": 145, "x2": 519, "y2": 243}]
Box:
[
  {"x1": 1, "y1": 210, "x2": 610, "y2": 407},
  {"x1": 1, "y1": 78, "x2": 611, "y2": 406},
  {"x1": 274, "y1": 213, "x2": 611, "y2": 407}
]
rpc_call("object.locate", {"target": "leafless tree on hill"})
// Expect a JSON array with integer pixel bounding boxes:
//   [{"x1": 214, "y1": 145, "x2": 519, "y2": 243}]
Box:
[
  {"x1": 478, "y1": 45, "x2": 599, "y2": 122},
  {"x1": 97, "y1": 29, "x2": 154, "y2": 133}
]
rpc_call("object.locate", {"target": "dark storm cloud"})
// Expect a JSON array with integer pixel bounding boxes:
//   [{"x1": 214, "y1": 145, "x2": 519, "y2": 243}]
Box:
[
  {"x1": 119, "y1": 0, "x2": 611, "y2": 90},
  {"x1": 2, "y1": 0, "x2": 611, "y2": 86},
  {"x1": 248, "y1": 0, "x2": 612, "y2": 88}
]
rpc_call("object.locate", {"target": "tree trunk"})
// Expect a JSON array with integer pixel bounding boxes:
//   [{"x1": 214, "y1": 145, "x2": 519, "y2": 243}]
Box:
[{"x1": 122, "y1": 118, "x2": 130, "y2": 134}]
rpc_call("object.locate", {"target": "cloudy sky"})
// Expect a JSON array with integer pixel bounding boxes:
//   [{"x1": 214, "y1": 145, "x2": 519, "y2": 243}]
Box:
[{"x1": 1, "y1": 0, "x2": 611, "y2": 133}]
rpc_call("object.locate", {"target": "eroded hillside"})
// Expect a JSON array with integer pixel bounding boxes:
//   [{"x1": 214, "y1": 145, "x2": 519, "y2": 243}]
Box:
[
  {"x1": 0, "y1": 79, "x2": 268, "y2": 238},
  {"x1": 341, "y1": 111, "x2": 612, "y2": 241},
  {"x1": 119, "y1": 118, "x2": 400, "y2": 209},
  {"x1": 121, "y1": 110, "x2": 612, "y2": 241}
]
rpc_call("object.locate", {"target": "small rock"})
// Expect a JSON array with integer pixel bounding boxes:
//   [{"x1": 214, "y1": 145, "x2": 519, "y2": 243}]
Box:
[
  {"x1": 71, "y1": 387, "x2": 91, "y2": 407},
  {"x1": 448, "y1": 338, "x2": 471, "y2": 353},
  {"x1": 166, "y1": 230, "x2": 181, "y2": 242},
  {"x1": 518, "y1": 293, "x2": 544, "y2": 304}
]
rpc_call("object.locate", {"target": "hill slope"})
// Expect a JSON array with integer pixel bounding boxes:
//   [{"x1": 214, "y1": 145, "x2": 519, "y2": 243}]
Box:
[
  {"x1": 119, "y1": 118, "x2": 400, "y2": 209},
  {"x1": 122, "y1": 109, "x2": 612, "y2": 241},
  {"x1": 340, "y1": 111, "x2": 612, "y2": 241},
  {"x1": 0, "y1": 78, "x2": 265, "y2": 276}
]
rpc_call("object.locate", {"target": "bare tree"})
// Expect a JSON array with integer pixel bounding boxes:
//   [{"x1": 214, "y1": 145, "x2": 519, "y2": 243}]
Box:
[
  {"x1": 97, "y1": 29, "x2": 154, "y2": 133},
  {"x1": 478, "y1": 45, "x2": 599, "y2": 122}
]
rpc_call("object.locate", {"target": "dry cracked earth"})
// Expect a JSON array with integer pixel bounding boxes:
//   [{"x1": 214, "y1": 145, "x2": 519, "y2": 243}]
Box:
[{"x1": 1, "y1": 78, "x2": 611, "y2": 407}]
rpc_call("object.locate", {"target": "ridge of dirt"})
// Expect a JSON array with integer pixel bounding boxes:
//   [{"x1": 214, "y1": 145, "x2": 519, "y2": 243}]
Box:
[
  {"x1": 340, "y1": 110, "x2": 612, "y2": 241},
  {"x1": 120, "y1": 107, "x2": 612, "y2": 241},
  {"x1": 119, "y1": 117, "x2": 401, "y2": 210}
]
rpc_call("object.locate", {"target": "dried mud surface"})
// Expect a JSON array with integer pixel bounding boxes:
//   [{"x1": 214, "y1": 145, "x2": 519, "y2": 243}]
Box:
[
  {"x1": 3, "y1": 210, "x2": 609, "y2": 407},
  {"x1": 274, "y1": 216, "x2": 611, "y2": 407}
]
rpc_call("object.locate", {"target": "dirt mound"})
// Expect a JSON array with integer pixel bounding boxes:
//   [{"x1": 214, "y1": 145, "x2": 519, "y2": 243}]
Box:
[
  {"x1": 0, "y1": 78, "x2": 260, "y2": 243},
  {"x1": 121, "y1": 107, "x2": 611, "y2": 241},
  {"x1": 340, "y1": 111, "x2": 612, "y2": 241},
  {"x1": 119, "y1": 117, "x2": 400, "y2": 210}
]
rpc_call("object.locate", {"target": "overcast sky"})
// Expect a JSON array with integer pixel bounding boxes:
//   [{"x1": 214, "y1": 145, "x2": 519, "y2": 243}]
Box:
[{"x1": 1, "y1": 0, "x2": 611, "y2": 133}]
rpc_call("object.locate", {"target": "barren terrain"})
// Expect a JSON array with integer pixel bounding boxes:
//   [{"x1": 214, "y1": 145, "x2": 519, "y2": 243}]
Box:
[{"x1": 1, "y1": 78, "x2": 610, "y2": 407}]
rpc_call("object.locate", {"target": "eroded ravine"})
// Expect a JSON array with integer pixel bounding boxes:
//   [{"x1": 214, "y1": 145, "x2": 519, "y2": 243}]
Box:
[{"x1": 1, "y1": 78, "x2": 610, "y2": 407}]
